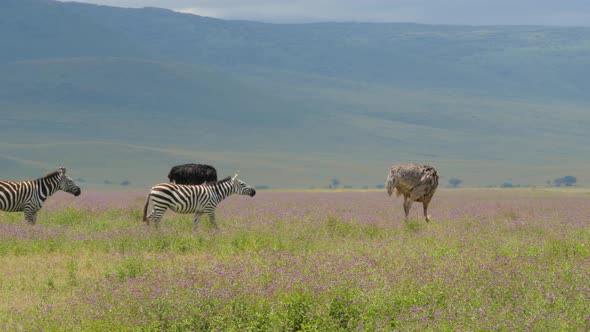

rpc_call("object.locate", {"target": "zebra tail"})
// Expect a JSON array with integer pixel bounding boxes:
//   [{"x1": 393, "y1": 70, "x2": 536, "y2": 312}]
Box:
[
  {"x1": 386, "y1": 172, "x2": 397, "y2": 197},
  {"x1": 142, "y1": 193, "x2": 151, "y2": 222}
]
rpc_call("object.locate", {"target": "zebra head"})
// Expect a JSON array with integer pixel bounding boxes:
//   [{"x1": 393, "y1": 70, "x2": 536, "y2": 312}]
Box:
[
  {"x1": 57, "y1": 168, "x2": 82, "y2": 196},
  {"x1": 231, "y1": 173, "x2": 256, "y2": 197}
]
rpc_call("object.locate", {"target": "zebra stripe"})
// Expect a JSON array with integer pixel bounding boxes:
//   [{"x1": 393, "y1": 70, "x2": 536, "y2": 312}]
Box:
[
  {"x1": 0, "y1": 168, "x2": 81, "y2": 224},
  {"x1": 142, "y1": 174, "x2": 256, "y2": 230}
]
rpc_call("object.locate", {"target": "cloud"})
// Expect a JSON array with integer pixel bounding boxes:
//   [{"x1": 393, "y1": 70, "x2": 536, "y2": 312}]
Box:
[{"x1": 59, "y1": 0, "x2": 590, "y2": 26}]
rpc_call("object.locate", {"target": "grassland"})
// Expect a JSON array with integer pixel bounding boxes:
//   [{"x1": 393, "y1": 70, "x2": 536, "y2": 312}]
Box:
[{"x1": 1, "y1": 189, "x2": 588, "y2": 330}]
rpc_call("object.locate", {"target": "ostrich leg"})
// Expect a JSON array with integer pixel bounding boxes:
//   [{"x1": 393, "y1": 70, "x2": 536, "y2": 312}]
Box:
[
  {"x1": 403, "y1": 196, "x2": 412, "y2": 221},
  {"x1": 423, "y1": 201, "x2": 430, "y2": 222}
]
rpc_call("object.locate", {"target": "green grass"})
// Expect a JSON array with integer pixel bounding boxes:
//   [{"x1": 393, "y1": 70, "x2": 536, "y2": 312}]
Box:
[{"x1": 0, "y1": 189, "x2": 589, "y2": 330}]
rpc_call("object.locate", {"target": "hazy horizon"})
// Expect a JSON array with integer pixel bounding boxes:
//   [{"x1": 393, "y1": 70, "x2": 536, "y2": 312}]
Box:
[{"x1": 57, "y1": 0, "x2": 590, "y2": 26}]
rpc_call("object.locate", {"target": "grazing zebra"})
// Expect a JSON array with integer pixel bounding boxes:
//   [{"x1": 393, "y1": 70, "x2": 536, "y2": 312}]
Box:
[
  {"x1": 386, "y1": 163, "x2": 439, "y2": 222},
  {"x1": 167, "y1": 163, "x2": 217, "y2": 185},
  {"x1": 142, "y1": 173, "x2": 256, "y2": 230},
  {"x1": 0, "y1": 167, "x2": 81, "y2": 224}
]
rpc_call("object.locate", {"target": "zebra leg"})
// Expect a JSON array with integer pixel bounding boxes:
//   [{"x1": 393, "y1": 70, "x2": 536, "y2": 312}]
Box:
[
  {"x1": 145, "y1": 209, "x2": 157, "y2": 226},
  {"x1": 153, "y1": 212, "x2": 163, "y2": 228},
  {"x1": 207, "y1": 212, "x2": 218, "y2": 229},
  {"x1": 192, "y1": 212, "x2": 203, "y2": 231},
  {"x1": 24, "y1": 210, "x2": 38, "y2": 225},
  {"x1": 149, "y1": 208, "x2": 166, "y2": 228},
  {"x1": 403, "y1": 196, "x2": 412, "y2": 221}
]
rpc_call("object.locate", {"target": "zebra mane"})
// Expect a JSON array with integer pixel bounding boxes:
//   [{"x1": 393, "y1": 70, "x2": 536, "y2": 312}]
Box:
[
  {"x1": 205, "y1": 176, "x2": 232, "y2": 186},
  {"x1": 40, "y1": 170, "x2": 61, "y2": 180}
]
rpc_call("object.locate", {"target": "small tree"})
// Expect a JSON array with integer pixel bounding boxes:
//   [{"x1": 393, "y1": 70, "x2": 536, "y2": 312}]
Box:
[
  {"x1": 553, "y1": 175, "x2": 577, "y2": 187},
  {"x1": 448, "y1": 178, "x2": 462, "y2": 188},
  {"x1": 329, "y1": 178, "x2": 340, "y2": 189}
]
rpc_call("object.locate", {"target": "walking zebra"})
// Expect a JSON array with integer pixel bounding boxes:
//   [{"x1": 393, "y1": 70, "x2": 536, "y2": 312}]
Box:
[
  {"x1": 142, "y1": 173, "x2": 256, "y2": 230},
  {"x1": 0, "y1": 167, "x2": 81, "y2": 224}
]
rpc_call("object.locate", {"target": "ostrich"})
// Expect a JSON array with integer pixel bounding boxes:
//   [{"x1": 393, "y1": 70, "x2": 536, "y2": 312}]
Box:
[
  {"x1": 386, "y1": 163, "x2": 439, "y2": 222},
  {"x1": 167, "y1": 164, "x2": 217, "y2": 185}
]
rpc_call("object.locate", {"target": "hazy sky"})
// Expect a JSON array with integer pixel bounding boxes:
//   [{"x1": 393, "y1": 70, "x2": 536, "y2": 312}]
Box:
[{"x1": 58, "y1": 0, "x2": 590, "y2": 26}]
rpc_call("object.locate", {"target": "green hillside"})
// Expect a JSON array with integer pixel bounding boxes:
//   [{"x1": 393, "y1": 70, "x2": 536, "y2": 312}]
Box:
[
  {"x1": 39, "y1": 1, "x2": 590, "y2": 101},
  {"x1": 0, "y1": 58, "x2": 302, "y2": 127},
  {"x1": 0, "y1": 0, "x2": 147, "y2": 62},
  {"x1": 1, "y1": 0, "x2": 589, "y2": 188}
]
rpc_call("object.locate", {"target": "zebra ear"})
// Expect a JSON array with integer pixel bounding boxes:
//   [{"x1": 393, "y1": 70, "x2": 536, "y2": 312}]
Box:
[
  {"x1": 58, "y1": 167, "x2": 66, "y2": 175},
  {"x1": 231, "y1": 172, "x2": 239, "y2": 182}
]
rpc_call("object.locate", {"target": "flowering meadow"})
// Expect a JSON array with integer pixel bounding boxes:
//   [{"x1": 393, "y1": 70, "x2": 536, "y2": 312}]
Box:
[{"x1": 1, "y1": 189, "x2": 589, "y2": 331}]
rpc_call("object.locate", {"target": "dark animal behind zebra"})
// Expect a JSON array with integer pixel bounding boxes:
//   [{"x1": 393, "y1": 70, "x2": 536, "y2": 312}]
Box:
[
  {"x1": 143, "y1": 173, "x2": 255, "y2": 230},
  {"x1": 167, "y1": 163, "x2": 217, "y2": 185},
  {"x1": 0, "y1": 167, "x2": 81, "y2": 224}
]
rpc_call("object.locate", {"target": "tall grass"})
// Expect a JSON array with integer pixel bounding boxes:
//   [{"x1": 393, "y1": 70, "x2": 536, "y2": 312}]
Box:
[{"x1": 0, "y1": 189, "x2": 589, "y2": 330}]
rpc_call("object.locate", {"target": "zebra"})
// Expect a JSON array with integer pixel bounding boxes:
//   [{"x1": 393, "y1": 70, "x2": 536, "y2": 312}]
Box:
[
  {"x1": 0, "y1": 167, "x2": 81, "y2": 224},
  {"x1": 142, "y1": 173, "x2": 256, "y2": 230},
  {"x1": 386, "y1": 163, "x2": 439, "y2": 222}
]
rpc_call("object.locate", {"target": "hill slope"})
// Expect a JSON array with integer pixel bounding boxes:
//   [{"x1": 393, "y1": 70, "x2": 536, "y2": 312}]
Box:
[
  {"x1": 4, "y1": 0, "x2": 590, "y2": 101},
  {"x1": 1, "y1": 0, "x2": 589, "y2": 188}
]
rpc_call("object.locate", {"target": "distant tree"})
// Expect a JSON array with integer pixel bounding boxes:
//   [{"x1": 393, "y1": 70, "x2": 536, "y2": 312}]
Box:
[
  {"x1": 255, "y1": 185, "x2": 270, "y2": 190},
  {"x1": 329, "y1": 178, "x2": 340, "y2": 189},
  {"x1": 553, "y1": 175, "x2": 577, "y2": 187},
  {"x1": 375, "y1": 184, "x2": 385, "y2": 189},
  {"x1": 500, "y1": 182, "x2": 514, "y2": 188},
  {"x1": 104, "y1": 180, "x2": 112, "y2": 184},
  {"x1": 448, "y1": 178, "x2": 462, "y2": 188},
  {"x1": 120, "y1": 180, "x2": 130, "y2": 186},
  {"x1": 75, "y1": 178, "x2": 86, "y2": 183}
]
